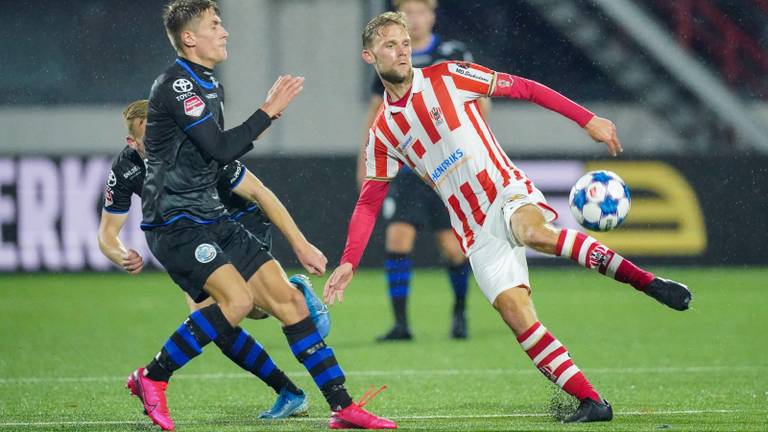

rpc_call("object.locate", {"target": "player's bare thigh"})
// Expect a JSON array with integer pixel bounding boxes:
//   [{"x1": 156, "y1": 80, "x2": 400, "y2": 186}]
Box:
[
  {"x1": 202, "y1": 264, "x2": 254, "y2": 325},
  {"x1": 184, "y1": 293, "x2": 268, "y2": 319},
  {"x1": 385, "y1": 222, "x2": 417, "y2": 253},
  {"x1": 434, "y1": 229, "x2": 466, "y2": 266},
  {"x1": 509, "y1": 204, "x2": 559, "y2": 254},
  {"x1": 246, "y1": 259, "x2": 308, "y2": 326}
]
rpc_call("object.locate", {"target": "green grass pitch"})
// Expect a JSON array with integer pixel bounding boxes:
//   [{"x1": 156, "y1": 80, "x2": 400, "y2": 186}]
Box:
[{"x1": 1, "y1": 267, "x2": 766, "y2": 431}]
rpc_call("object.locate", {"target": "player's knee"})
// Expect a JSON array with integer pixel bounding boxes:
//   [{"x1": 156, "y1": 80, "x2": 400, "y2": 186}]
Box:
[
  {"x1": 288, "y1": 288, "x2": 309, "y2": 315},
  {"x1": 516, "y1": 225, "x2": 552, "y2": 251},
  {"x1": 493, "y1": 287, "x2": 531, "y2": 314},
  {"x1": 220, "y1": 290, "x2": 254, "y2": 322}
]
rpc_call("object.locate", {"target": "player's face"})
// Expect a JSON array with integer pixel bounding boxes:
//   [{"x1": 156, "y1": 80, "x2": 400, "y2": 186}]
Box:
[
  {"x1": 126, "y1": 118, "x2": 146, "y2": 157},
  {"x1": 367, "y1": 24, "x2": 412, "y2": 84},
  {"x1": 398, "y1": 1, "x2": 435, "y2": 41},
  {"x1": 187, "y1": 9, "x2": 229, "y2": 66}
]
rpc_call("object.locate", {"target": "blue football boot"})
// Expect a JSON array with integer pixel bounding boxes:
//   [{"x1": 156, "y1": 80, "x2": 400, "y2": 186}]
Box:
[
  {"x1": 259, "y1": 387, "x2": 309, "y2": 419},
  {"x1": 289, "y1": 274, "x2": 331, "y2": 338}
]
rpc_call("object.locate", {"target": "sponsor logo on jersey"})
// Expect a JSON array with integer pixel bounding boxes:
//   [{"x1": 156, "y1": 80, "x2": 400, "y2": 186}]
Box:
[
  {"x1": 430, "y1": 149, "x2": 465, "y2": 182},
  {"x1": 175, "y1": 91, "x2": 196, "y2": 102},
  {"x1": 228, "y1": 162, "x2": 243, "y2": 185},
  {"x1": 195, "y1": 243, "x2": 217, "y2": 263},
  {"x1": 430, "y1": 106, "x2": 444, "y2": 126},
  {"x1": 123, "y1": 165, "x2": 141, "y2": 179},
  {"x1": 107, "y1": 170, "x2": 117, "y2": 187},
  {"x1": 400, "y1": 135, "x2": 414, "y2": 150},
  {"x1": 184, "y1": 96, "x2": 205, "y2": 117},
  {"x1": 205, "y1": 93, "x2": 218, "y2": 99},
  {"x1": 104, "y1": 187, "x2": 113, "y2": 207},
  {"x1": 448, "y1": 63, "x2": 491, "y2": 84},
  {"x1": 172, "y1": 78, "x2": 193, "y2": 93}
]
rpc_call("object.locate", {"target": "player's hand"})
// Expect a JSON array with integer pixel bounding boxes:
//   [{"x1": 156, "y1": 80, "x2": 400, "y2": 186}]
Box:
[
  {"x1": 121, "y1": 249, "x2": 143, "y2": 274},
  {"x1": 584, "y1": 116, "x2": 622, "y2": 157},
  {"x1": 323, "y1": 263, "x2": 354, "y2": 305},
  {"x1": 260, "y1": 75, "x2": 305, "y2": 118},
  {"x1": 295, "y1": 241, "x2": 327, "y2": 276}
]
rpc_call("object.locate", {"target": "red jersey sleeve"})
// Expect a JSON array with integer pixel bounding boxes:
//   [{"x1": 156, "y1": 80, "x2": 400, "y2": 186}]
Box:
[
  {"x1": 443, "y1": 61, "x2": 497, "y2": 98},
  {"x1": 339, "y1": 179, "x2": 391, "y2": 269},
  {"x1": 491, "y1": 72, "x2": 595, "y2": 127}
]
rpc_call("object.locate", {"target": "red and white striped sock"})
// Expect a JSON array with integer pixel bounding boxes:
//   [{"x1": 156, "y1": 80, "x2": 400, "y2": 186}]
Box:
[
  {"x1": 555, "y1": 229, "x2": 654, "y2": 291},
  {"x1": 517, "y1": 321, "x2": 600, "y2": 402}
]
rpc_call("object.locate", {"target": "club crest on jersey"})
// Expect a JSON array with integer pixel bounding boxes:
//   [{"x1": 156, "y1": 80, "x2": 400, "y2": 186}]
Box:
[
  {"x1": 195, "y1": 243, "x2": 217, "y2": 263},
  {"x1": 184, "y1": 95, "x2": 205, "y2": 117},
  {"x1": 430, "y1": 106, "x2": 444, "y2": 126}
]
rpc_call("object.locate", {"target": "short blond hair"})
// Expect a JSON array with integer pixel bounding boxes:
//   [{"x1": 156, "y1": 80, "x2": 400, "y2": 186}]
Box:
[
  {"x1": 122, "y1": 100, "x2": 148, "y2": 136},
  {"x1": 394, "y1": 0, "x2": 437, "y2": 10},
  {"x1": 362, "y1": 11, "x2": 409, "y2": 49}
]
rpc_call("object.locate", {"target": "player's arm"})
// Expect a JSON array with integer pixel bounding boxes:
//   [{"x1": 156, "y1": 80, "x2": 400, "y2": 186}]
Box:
[
  {"x1": 231, "y1": 170, "x2": 327, "y2": 275},
  {"x1": 489, "y1": 71, "x2": 622, "y2": 156},
  {"x1": 168, "y1": 75, "x2": 304, "y2": 165},
  {"x1": 97, "y1": 172, "x2": 143, "y2": 273},
  {"x1": 325, "y1": 129, "x2": 402, "y2": 304},
  {"x1": 97, "y1": 212, "x2": 143, "y2": 274},
  {"x1": 323, "y1": 179, "x2": 390, "y2": 305}
]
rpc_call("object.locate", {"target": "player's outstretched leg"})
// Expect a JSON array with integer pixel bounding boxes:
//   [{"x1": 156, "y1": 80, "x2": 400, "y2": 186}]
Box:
[
  {"x1": 283, "y1": 317, "x2": 396, "y2": 429},
  {"x1": 511, "y1": 206, "x2": 691, "y2": 311},
  {"x1": 494, "y1": 288, "x2": 612, "y2": 423},
  {"x1": 127, "y1": 303, "x2": 239, "y2": 431},
  {"x1": 378, "y1": 252, "x2": 413, "y2": 341},
  {"x1": 251, "y1": 261, "x2": 397, "y2": 429},
  {"x1": 554, "y1": 229, "x2": 691, "y2": 310}
]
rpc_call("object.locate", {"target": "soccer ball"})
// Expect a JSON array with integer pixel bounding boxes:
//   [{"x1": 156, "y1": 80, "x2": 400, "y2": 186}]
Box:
[{"x1": 569, "y1": 170, "x2": 631, "y2": 232}]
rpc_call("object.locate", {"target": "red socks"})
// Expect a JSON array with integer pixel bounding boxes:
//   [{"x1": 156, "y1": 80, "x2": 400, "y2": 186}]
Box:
[
  {"x1": 517, "y1": 321, "x2": 600, "y2": 402},
  {"x1": 555, "y1": 229, "x2": 654, "y2": 290}
]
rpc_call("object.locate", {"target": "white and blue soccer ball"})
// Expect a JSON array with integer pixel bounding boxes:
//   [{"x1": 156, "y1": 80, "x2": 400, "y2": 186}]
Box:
[{"x1": 569, "y1": 170, "x2": 631, "y2": 232}]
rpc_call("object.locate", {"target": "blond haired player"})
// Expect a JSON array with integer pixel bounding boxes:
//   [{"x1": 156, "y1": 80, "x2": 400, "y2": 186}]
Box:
[
  {"x1": 326, "y1": 11, "x2": 691, "y2": 423},
  {"x1": 359, "y1": 0, "x2": 489, "y2": 342}
]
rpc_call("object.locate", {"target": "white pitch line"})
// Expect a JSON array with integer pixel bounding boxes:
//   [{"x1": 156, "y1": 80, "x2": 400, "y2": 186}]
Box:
[
  {"x1": 0, "y1": 365, "x2": 759, "y2": 385},
  {"x1": 0, "y1": 409, "x2": 750, "y2": 428}
]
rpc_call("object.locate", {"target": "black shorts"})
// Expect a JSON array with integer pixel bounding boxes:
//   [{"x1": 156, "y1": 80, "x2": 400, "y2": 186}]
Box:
[
  {"x1": 384, "y1": 169, "x2": 451, "y2": 231},
  {"x1": 145, "y1": 218, "x2": 272, "y2": 302},
  {"x1": 236, "y1": 210, "x2": 272, "y2": 252}
]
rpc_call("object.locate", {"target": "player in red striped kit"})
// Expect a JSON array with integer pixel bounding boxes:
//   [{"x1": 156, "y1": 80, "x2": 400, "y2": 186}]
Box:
[{"x1": 325, "y1": 12, "x2": 692, "y2": 423}]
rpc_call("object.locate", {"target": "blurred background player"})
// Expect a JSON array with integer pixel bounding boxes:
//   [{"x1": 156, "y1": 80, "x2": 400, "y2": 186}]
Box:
[
  {"x1": 357, "y1": 0, "x2": 490, "y2": 341},
  {"x1": 97, "y1": 99, "x2": 331, "y2": 419}
]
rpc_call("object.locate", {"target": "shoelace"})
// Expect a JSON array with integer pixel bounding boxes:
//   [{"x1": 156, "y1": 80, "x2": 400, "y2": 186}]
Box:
[{"x1": 357, "y1": 385, "x2": 388, "y2": 408}]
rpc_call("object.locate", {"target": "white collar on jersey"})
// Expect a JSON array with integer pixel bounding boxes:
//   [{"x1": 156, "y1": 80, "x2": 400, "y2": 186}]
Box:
[{"x1": 383, "y1": 68, "x2": 424, "y2": 113}]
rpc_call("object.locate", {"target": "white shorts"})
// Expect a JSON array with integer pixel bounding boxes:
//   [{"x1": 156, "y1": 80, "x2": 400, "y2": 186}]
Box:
[{"x1": 468, "y1": 182, "x2": 558, "y2": 304}]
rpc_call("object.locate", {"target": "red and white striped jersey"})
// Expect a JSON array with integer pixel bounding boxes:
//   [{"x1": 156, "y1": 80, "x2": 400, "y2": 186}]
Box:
[{"x1": 365, "y1": 61, "x2": 532, "y2": 253}]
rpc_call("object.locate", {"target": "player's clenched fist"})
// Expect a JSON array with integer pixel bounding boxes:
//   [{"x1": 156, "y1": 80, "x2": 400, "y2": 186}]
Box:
[
  {"x1": 121, "y1": 249, "x2": 144, "y2": 274},
  {"x1": 260, "y1": 75, "x2": 305, "y2": 119},
  {"x1": 323, "y1": 262, "x2": 354, "y2": 305}
]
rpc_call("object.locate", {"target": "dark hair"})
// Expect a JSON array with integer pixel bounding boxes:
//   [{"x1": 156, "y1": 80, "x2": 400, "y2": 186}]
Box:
[{"x1": 163, "y1": 0, "x2": 220, "y2": 52}]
